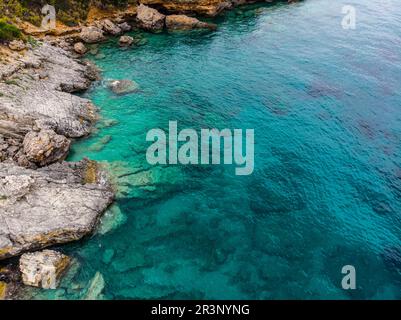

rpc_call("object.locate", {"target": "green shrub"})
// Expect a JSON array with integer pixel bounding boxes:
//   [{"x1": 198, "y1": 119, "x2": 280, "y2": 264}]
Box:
[
  {"x1": 0, "y1": 18, "x2": 22, "y2": 41},
  {"x1": 27, "y1": 35, "x2": 38, "y2": 47}
]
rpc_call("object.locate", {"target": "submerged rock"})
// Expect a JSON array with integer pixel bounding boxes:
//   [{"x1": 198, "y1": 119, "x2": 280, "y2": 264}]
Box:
[
  {"x1": 119, "y1": 35, "x2": 134, "y2": 47},
  {"x1": 136, "y1": 4, "x2": 165, "y2": 32},
  {"x1": 19, "y1": 250, "x2": 71, "y2": 289},
  {"x1": 102, "y1": 249, "x2": 115, "y2": 265},
  {"x1": 73, "y1": 42, "x2": 87, "y2": 55},
  {"x1": 98, "y1": 204, "x2": 127, "y2": 235},
  {"x1": 107, "y1": 79, "x2": 140, "y2": 95},
  {"x1": 84, "y1": 272, "x2": 105, "y2": 300},
  {"x1": 88, "y1": 135, "x2": 112, "y2": 152},
  {"x1": 95, "y1": 53, "x2": 106, "y2": 60},
  {"x1": 88, "y1": 44, "x2": 99, "y2": 55},
  {"x1": 98, "y1": 118, "x2": 119, "y2": 129},
  {"x1": 80, "y1": 26, "x2": 106, "y2": 44},
  {"x1": 0, "y1": 160, "x2": 114, "y2": 260},
  {"x1": 166, "y1": 15, "x2": 217, "y2": 30},
  {"x1": 23, "y1": 129, "x2": 71, "y2": 167}
]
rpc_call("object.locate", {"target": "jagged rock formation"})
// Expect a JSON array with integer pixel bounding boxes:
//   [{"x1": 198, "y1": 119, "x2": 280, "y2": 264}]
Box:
[
  {"x1": 94, "y1": 19, "x2": 122, "y2": 36},
  {"x1": 118, "y1": 22, "x2": 132, "y2": 32},
  {"x1": 23, "y1": 129, "x2": 71, "y2": 167},
  {"x1": 0, "y1": 159, "x2": 114, "y2": 260},
  {"x1": 0, "y1": 42, "x2": 114, "y2": 263},
  {"x1": 19, "y1": 250, "x2": 71, "y2": 289},
  {"x1": 0, "y1": 42, "x2": 99, "y2": 167},
  {"x1": 136, "y1": 4, "x2": 166, "y2": 32},
  {"x1": 166, "y1": 14, "x2": 217, "y2": 30}
]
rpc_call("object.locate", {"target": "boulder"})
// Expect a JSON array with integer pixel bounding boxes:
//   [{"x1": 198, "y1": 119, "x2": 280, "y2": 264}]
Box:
[
  {"x1": 23, "y1": 130, "x2": 71, "y2": 167},
  {"x1": 80, "y1": 26, "x2": 106, "y2": 44},
  {"x1": 73, "y1": 42, "x2": 87, "y2": 55},
  {"x1": 136, "y1": 4, "x2": 165, "y2": 32},
  {"x1": 8, "y1": 40, "x2": 26, "y2": 51},
  {"x1": 97, "y1": 19, "x2": 122, "y2": 36},
  {"x1": 84, "y1": 272, "x2": 105, "y2": 300},
  {"x1": 0, "y1": 160, "x2": 114, "y2": 260},
  {"x1": 19, "y1": 250, "x2": 71, "y2": 289},
  {"x1": 107, "y1": 79, "x2": 139, "y2": 95},
  {"x1": 166, "y1": 14, "x2": 217, "y2": 30},
  {"x1": 118, "y1": 22, "x2": 132, "y2": 32},
  {"x1": 119, "y1": 35, "x2": 134, "y2": 47}
]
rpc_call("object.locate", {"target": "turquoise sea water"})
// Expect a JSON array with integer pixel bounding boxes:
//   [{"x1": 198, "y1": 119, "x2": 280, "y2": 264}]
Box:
[{"x1": 32, "y1": 0, "x2": 401, "y2": 299}]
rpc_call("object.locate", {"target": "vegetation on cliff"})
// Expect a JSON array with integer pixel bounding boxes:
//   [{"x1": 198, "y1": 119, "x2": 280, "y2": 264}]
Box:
[
  {"x1": 0, "y1": 0, "x2": 137, "y2": 27},
  {"x1": 0, "y1": 18, "x2": 22, "y2": 41}
]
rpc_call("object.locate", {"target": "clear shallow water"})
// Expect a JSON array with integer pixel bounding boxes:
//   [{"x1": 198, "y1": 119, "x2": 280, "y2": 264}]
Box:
[{"x1": 32, "y1": 0, "x2": 401, "y2": 299}]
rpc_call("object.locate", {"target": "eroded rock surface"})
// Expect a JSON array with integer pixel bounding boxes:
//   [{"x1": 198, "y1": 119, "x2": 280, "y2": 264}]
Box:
[
  {"x1": 8, "y1": 40, "x2": 26, "y2": 52},
  {"x1": 166, "y1": 14, "x2": 217, "y2": 30},
  {"x1": 136, "y1": 4, "x2": 166, "y2": 32},
  {"x1": 95, "y1": 19, "x2": 123, "y2": 36},
  {"x1": 23, "y1": 130, "x2": 71, "y2": 167},
  {"x1": 80, "y1": 26, "x2": 106, "y2": 44},
  {"x1": 73, "y1": 42, "x2": 87, "y2": 55},
  {"x1": 19, "y1": 250, "x2": 71, "y2": 289},
  {"x1": 0, "y1": 159, "x2": 114, "y2": 260},
  {"x1": 118, "y1": 22, "x2": 132, "y2": 32},
  {"x1": 0, "y1": 42, "x2": 99, "y2": 166}
]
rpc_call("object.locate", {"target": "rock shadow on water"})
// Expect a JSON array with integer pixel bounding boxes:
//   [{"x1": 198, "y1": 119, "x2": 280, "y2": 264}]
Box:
[
  {"x1": 263, "y1": 96, "x2": 289, "y2": 116},
  {"x1": 306, "y1": 80, "x2": 344, "y2": 99}
]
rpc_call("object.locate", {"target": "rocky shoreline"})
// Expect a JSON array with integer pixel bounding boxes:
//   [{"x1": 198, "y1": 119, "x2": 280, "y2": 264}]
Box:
[
  {"x1": 0, "y1": 0, "x2": 298, "y2": 299},
  {"x1": 0, "y1": 39, "x2": 115, "y2": 298}
]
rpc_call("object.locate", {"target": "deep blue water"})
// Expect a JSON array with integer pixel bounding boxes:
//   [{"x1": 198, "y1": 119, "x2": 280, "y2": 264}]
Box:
[{"x1": 31, "y1": 0, "x2": 401, "y2": 299}]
